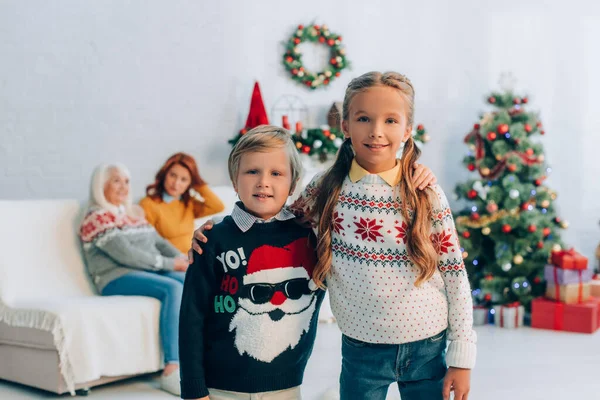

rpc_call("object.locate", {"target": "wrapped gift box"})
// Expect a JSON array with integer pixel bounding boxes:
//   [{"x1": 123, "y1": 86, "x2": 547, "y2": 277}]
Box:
[
  {"x1": 531, "y1": 297, "x2": 600, "y2": 334},
  {"x1": 473, "y1": 306, "x2": 489, "y2": 326},
  {"x1": 544, "y1": 265, "x2": 593, "y2": 285},
  {"x1": 493, "y1": 303, "x2": 524, "y2": 328},
  {"x1": 546, "y1": 283, "x2": 590, "y2": 304},
  {"x1": 550, "y1": 248, "x2": 588, "y2": 270}
]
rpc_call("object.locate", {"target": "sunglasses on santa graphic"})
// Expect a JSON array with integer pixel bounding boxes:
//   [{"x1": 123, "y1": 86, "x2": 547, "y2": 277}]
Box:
[{"x1": 242, "y1": 278, "x2": 312, "y2": 304}]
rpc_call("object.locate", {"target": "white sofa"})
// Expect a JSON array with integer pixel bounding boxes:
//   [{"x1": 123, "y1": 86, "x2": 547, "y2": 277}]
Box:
[{"x1": 0, "y1": 199, "x2": 163, "y2": 395}]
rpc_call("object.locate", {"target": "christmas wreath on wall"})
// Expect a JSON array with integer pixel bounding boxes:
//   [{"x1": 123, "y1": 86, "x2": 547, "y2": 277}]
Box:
[{"x1": 283, "y1": 23, "x2": 349, "y2": 90}]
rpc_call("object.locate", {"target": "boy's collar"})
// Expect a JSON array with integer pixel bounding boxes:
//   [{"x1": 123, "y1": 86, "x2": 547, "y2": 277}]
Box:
[
  {"x1": 349, "y1": 158, "x2": 401, "y2": 186},
  {"x1": 231, "y1": 202, "x2": 295, "y2": 232}
]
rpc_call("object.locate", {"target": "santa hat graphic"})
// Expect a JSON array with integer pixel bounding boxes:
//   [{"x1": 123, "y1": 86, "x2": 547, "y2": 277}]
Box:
[{"x1": 243, "y1": 237, "x2": 317, "y2": 289}]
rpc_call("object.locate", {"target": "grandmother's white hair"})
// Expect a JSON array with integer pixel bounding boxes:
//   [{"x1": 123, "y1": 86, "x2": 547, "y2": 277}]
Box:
[{"x1": 89, "y1": 163, "x2": 143, "y2": 218}]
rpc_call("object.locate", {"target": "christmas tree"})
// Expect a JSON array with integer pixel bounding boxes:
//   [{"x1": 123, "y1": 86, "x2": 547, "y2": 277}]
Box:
[{"x1": 454, "y1": 77, "x2": 567, "y2": 308}]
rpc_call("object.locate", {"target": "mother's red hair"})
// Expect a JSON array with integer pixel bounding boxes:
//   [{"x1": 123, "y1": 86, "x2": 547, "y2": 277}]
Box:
[{"x1": 146, "y1": 152, "x2": 206, "y2": 204}]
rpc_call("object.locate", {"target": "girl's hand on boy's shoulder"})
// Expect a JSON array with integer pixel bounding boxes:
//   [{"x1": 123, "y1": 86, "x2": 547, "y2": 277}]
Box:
[
  {"x1": 412, "y1": 162, "x2": 437, "y2": 190},
  {"x1": 187, "y1": 220, "x2": 214, "y2": 263},
  {"x1": 443, "y1": 367, "x2": 471, "y2": 400}
]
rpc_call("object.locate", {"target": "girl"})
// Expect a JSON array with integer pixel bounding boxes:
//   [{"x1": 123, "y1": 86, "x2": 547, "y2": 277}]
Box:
[
  {"x1": 141, "y1": 152, "x2": 225, "y2": 253},
  {"x1": 292, "y1": 72, "x2": 476, "y2": 400}
]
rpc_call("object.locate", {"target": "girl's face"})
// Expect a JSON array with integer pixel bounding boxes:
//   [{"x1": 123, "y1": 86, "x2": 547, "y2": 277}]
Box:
[
  {"x1": 104, "y1": 168, "x2": 129, "y2": 206},
  {"x1": 342, "y1": 85, "x2": 412, "y2": 174},
  {"x1": 164, "y1": 163, "x2": 192, "y2": 198}
]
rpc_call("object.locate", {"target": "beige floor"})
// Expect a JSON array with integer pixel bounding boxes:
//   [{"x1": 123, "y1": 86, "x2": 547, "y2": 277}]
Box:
[{"x1": 1, "y1": 324, "x2": 600, "y2": 399}]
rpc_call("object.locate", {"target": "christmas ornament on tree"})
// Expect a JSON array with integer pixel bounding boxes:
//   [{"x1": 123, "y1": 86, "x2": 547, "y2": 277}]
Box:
[{"x1": 454, "y1": 75, "x2": 565, "y2": 308}]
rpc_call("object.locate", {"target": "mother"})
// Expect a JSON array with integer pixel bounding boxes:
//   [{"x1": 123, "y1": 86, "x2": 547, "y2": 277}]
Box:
[{"x1": 79, "y1": 163, "x2": 187, "y2": 396}]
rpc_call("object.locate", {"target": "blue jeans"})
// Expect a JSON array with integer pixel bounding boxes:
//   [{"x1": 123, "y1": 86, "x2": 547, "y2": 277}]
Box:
[
  {"x1": 102, "y1": 270, "x2": 185, "y2": 364},
  {"x1": 339, "y1": 330, "x2": 447, "y2": 400}
]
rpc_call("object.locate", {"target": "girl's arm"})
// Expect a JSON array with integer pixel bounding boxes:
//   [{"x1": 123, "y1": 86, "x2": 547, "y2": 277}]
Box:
[
  {"x1": 429, "y1": 185, "x2": 477, "y2": 370},
  {"x1": 191, "y1": 185, "x2": 225, "y2": 218}
]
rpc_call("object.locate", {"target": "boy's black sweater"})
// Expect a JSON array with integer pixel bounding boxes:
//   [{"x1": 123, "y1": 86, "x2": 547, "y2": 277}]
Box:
[{"x1": 179, "y1": 216, "x2": 323, "y2": 399}]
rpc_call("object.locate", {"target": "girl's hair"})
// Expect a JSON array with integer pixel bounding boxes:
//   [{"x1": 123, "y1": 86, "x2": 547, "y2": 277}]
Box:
[
  {"x1": 308, "y1": 71, "x2": 437, "y2": 288},
  {"x1": 146, "y1": 152, "x2": 206, "y2": 204},
  {"x1": 90, "y1": 163, "x2": 143, "y2": 218},
  {"x1": 228, "y1": 125, "x2": 303, "y2": 194}
]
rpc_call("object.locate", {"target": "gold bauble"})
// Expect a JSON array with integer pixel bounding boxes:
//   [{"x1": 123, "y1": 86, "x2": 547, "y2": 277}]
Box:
[
  {"x1": 496, "y1": 154, "x2": 503, "y2": 161},
  {"x1": 423, "y1": 134, "x2": 431, "y2": 143},
  {"x1": 541, "y1": 200, "x2": 550, "y2": 208},
  {"x1": 513, "y1": 254, "x2": 524, "y2": 265},
  {"x1": 481, "y1": 167, "x2": 491, "y2": 176},
  {"x1": 296, "y1": 142, "x2": 302, "y2": 149},
  {"x1": 538, "y1": 154, "x2": 545, "y2": 162},
  {"x1": 560, "y1": 221, "x2": 569, "y2": 229},
  {"x1": 481, "y1": 227, "x2": 491, "y2": 235},
  {"x1": 462, "y1": 251, "x2": 469, "y2": 259},
  {"x1": 551, "y1": 193, "x2": 557, "y2": 200},
  {"x1": 552, "y1": 243, "x2": 562, "y2": 252}
]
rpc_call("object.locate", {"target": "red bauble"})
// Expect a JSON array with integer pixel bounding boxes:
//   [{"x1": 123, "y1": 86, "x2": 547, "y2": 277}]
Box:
[
  {"x1": 330, "y1": 58, "x2": 337, "y2": 65},
  {"x1": 463, "y1": 231, "x2": 471, "y2": 239},
  {"x1": 537, "y1": 122, "x2": 542, "y2": 128},
  {"x1": 338, "y1": 36, "x2": 343, "y2": 41},
  {"x1": 417, "y1": 124, "x2": 424, "y2": 130},
  {"x1": 534, "y1": 179, "x2": 542, "y2": 186},
  {"x1": 521, "y1": 202, "x2": 530, "y2": 211},
  {"x1": 555, "y1": 217, "x2": 561, "y2": 223},
  {"x1": 301, "y1": 145, "x2": 311, "y2": 154},
  {"x1": 540, "y1": 130, "x2": 546, "y2": 135},
  {"x1": 537, "y1": 241, "x2": 544, "y2": 249},
  {"x1": 292, "y1": 68, "x2": 298, "y2": 75},
  {"x1": 543, "y1": 227, "x2": 551, "y2": 236},
  {"x1": 467, "y1": 190, "x2": 478, "y2": 199},
  {"x1": 533, "y1": 277, "x2": 541, "y2": 284},
  {"x1": 467, "y1": 163, "x2": 476, "y2": 171},
  {"x1": 487, "y1": 132, "x2": 497, "y2": 141},
  {"x1": 335, "y1": 72, "x2": 341, "y2": 77},
  {"x1": 513, "y1": 98, "x2": 521, "y2": 104},
  {"x1": 319, "y1": 37, "x2": 325, "y2": 43},
  {"x1": 526, "y1": 148, "x2": 534, "y2": 156},
  {"x1": 528, "y1": 225, "x2": 537, "y2": 233},
  {"x1": 298, "y1": 24, "x2": 304, "y2": 29},
  {"x1": 522, "y1": 97, "x2": 529, "y2": 104},
  {"x1": 474, "y1": 123, "x2": 481, "y2": 130},
  {"x1": 525, "y1": 124, "x2": 533, "y2": 133},
  {"x1": 508, "y1": 164, "x2": 517, "y2": 172},
  {"x1": 240, "y1": 128, "x2": 248, "y2": 134},
  {"x1": 502, "y1": 224, "x2": 512, "y2": 233},
  {"x1": 484, "y1": 294, "x2": 492, "y2": 301},
  {"x1": 327, "y1": 39, "x2": 335, "y2": 46},
  {"x1": 294, "y1": 38, "x2": 301, "y2": 44},
  {"x1": 497, "y1": 124, "x2": 509, "y2": 134},
  {"x1": 314, "y1": 25, "x2": 320, "y2": 30},
  {"x1": 488, "y1": 97, "x2": 496, "y2": 104},
  {"x1": 324, "y1": 79, "x2": 330, "y2": 85},
  {"x1": 472, "y1": 213, "x2": 480, "y2": 220},
  {"x1": 286, "y1": 56, "x2": 293, "y2": 63}
]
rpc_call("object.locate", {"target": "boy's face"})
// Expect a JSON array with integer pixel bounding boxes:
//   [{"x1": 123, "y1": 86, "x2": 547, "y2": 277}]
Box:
[{"x1": 234, "y1": 148, "x2": 293, "y2": 220}]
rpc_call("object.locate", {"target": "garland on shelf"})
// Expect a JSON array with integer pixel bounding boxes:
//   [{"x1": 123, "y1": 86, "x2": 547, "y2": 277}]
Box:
[{"x1": 282, "y1": 23, "x2": 349, "y2": 90}]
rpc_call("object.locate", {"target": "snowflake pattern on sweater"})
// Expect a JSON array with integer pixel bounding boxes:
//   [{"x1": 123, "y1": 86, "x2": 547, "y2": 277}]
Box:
[{"x1": 291, "y1": 173, "x2": 477, "y2": 369}]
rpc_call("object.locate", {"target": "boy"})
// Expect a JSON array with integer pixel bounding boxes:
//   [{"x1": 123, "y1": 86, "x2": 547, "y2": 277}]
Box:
[{"x1": 179, "y1": 125, "x2": 324, "y2": 400}]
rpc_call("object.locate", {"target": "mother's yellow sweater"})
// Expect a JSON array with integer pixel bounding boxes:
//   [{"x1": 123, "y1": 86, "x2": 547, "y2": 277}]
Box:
[{"x1": 140, "y1": 185, "x2": 225, "y2": 253}]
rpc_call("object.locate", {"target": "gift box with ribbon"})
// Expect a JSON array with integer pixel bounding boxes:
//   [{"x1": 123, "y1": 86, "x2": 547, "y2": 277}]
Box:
[
  {"x1": 473, "y1": 306, "x2": 489, "y2": 326},
  {"x1": 550, "y1": 248, "x2": 588, "y2": 270},
  {"x1": 492, "y1": 302, "x2": 524, "y2": 328},
  {"x1": 544, "y1": 264, "x2": 593, "y2": 286},
  {"x1": 546, "y1": 283, "x2": 591, "y2": 304},
  {"x1": 531, "y1": 297, "x2": 600, "y2": 334}
]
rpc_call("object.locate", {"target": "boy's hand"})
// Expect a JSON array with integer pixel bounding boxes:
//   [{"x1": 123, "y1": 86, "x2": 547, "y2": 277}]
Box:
[
  {"x1": 187, "y1": 220, "x2": 214, "y2": 263},
  {"x1": 412, "y1": 162, "x2": 437, "y2": 190},
  {"x1": 443, "y1": 367, "x2": 470, "y2": 400}
]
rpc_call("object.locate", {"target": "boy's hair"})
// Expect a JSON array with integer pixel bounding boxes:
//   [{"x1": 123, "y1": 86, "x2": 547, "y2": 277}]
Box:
[
  {"x1": 228, "y1": 125, "x2": 303, "y2": 194},
  {"x1": 307, "y1": 71, "x2": 437, "y2": 288}
]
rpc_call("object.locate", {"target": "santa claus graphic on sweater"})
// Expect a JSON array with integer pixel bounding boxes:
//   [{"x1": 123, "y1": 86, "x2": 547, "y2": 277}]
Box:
[{"x1": 229, "y1": 237, "x2": 318, "y2": 363}]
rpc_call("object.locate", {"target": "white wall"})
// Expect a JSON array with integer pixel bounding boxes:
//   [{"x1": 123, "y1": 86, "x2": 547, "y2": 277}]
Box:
[{"x1": 1, "y1": 0, "x2": 599, "y2": 259}]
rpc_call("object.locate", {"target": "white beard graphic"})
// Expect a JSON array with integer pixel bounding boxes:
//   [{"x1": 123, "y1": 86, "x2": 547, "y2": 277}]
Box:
[{"x1": 229, "y1": 295, "x2": 316, "y2": 363}]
